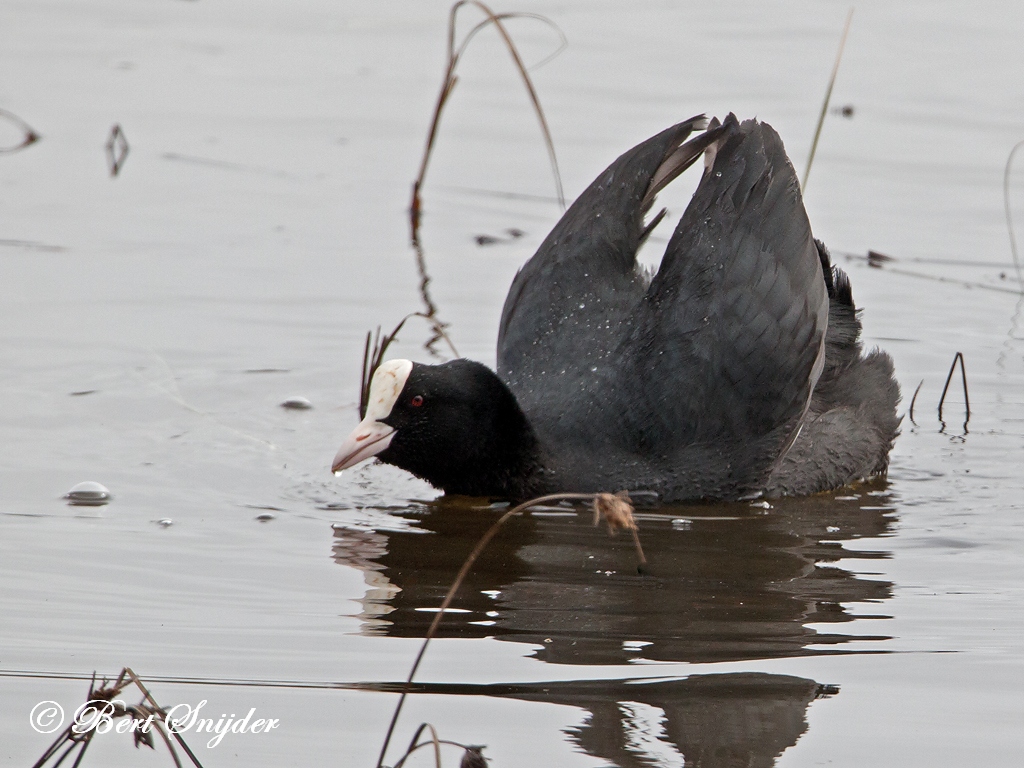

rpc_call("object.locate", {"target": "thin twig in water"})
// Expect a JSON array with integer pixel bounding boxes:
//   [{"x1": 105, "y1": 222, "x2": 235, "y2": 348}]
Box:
[
  {"x1": 392, "y1": 734, "x2": 484, "y2": 768},
  {"x1": 908, "y1": 379, "x2": 924, "y2": 426},
  {"x1": 837, "y1": 249, "x2": 1016, "y2": 270},
  {"x1": 375, "y1": 491, "x2": 642, "y2": 768},
  {"x1": 410, "y1": 237, "x2": 453, "y2": 356},
  {"x1": 395, "y1": 722, "x2": 443, "y2": 768},
  {"x1": 937, "y1": 352, "x2": 970, "y2": 424},
  {"x1": 1003, "y1": 139, "x2": 1024, "y2": 290},
  {"x1": 415, "y1": 312, "x2": 461, "y2": 359},
  {"x1": 802, "y1": 8, "x2": 854, "y2": 193},
  {"x1": 834, "y1": 250, "x2": 1024, "y2": 296},
  {"x1": 122, "y1": 668, "x2": 203, "y2": 768},
  {"x1": 410, "y1": 1, "x2": 566, "y2": 243},
  {"x1": 0, "y1": 107, "x2": 40, "y2": 153}
]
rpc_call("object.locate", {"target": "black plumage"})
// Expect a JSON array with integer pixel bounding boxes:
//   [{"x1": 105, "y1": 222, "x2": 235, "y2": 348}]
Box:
[{"x1": 333, "y1": 115, "x2": 900, "y2": 501}]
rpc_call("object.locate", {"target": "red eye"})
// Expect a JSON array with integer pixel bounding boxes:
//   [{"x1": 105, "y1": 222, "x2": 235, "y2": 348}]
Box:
[{"x1": 410, "y1": 395, "x2": 424, "y2": 407}]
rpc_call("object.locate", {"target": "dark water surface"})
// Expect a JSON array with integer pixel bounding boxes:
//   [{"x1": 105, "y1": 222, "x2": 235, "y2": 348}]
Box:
[{"x1": 2, "y1": 1, "x2": 1023, "y2": 766}]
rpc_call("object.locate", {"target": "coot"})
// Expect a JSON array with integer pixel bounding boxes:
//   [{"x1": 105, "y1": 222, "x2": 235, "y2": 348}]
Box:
[{"x1": 333, "y1": 114, "x2": 900, "y2": 501}]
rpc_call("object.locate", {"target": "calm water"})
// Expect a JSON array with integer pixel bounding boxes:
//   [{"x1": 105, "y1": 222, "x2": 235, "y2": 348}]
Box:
[{"x1": 2, "y1": 1, "x2": 1023, "y2": 766}]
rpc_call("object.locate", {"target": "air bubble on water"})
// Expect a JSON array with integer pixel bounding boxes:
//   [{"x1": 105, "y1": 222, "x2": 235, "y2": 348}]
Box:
[
  {"x1": 280, "y1": 396, "x2": 313, "y2": 410},
  {"x1": 64, "y1": 481, "x2": 111, "y2": 506}
]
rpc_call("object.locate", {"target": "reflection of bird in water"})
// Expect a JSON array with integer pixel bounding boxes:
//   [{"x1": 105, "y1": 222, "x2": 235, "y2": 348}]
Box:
[
  {"x1": 334, "y1": 115, "x2": 900, "y2": 502},
  {"x1": 535, "y1": 673, "x2": 835, "y2": 768},
  {"x1": 331, "y1": 487, "x2": 895, "y2": 663},
  {"x1": 331, "y1": 487, "x2": 894, "y2": 766},
  {"x1": 359, "y1": 672, "x2": 835, "y2": 767}
]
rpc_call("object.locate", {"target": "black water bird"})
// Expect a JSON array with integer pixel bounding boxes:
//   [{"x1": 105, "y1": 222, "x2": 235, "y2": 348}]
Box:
[{"x1": 333, "y1": 115, "x2": 900, "y2": 501}]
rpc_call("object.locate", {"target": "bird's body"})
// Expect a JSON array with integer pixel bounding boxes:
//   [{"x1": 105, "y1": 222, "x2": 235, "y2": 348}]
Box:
[{"x1": 334, "y1": 115, "x2": 900, "y2": 502}]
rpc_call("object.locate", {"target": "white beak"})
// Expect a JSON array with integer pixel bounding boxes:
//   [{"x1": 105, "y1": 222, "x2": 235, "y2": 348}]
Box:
[
  {"x1": 332, "y1": 418, "x2": 396, "y2": 473},
  {"x1": 332, "y1": 358, "x2": 413, "y2": 475}
]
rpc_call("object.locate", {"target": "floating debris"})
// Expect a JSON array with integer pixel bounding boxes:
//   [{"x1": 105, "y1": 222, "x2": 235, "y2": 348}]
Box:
[
  {"x1": 280, "y1": 396, "x2": 313, "y2": 410},
  {"x1": 460, "y1": 746, "x2": 488, "y2": 768},
  {"x1": 474, "y1": 229, "x2": 528, "y2": 246},
  {"x1": 0, "y1": 107, "x2": 40, "y2": 153},
  {"x1": 867, "y1": 249, "x2": 895, "y2": 268},
  {"x1": 593, "y1": 491, "x2": 637, "y2": 533},
  {"x1": 64, "y1": 481, "x2": 111, "y2": 506},
  {"x1": 255, "y1": 512, "x2": 276, "y2": 522},
  {"x1": 105, "y1": 124, "x2": 129, "y2": 177},
  {"x1": 0, "y1": 238, "x2": 65, "y2": 252},
  {"x1": 157, "y1": 518, "x2": 173, "y2": 527}
]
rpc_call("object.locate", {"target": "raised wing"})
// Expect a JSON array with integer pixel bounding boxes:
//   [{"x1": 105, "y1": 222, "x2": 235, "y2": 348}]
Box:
[
  {"x1": 620, "y1": 115, "x2": 828, "y2": 493},
  {"x1": 497, "y1": 115, "x2": 720, "y2": 442}
]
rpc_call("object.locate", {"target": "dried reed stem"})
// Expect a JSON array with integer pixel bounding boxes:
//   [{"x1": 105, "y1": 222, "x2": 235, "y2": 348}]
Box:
[
  {"x1": 908, "y1": 379, "x2": 924, "y2": 426},
  {"x1": 392, "y1": 737, "x2": 486, "y2": 768},
  {"x1": 410, "y1": 1, "x2": 566, "y2": 243},
  {"x1": 1003, "y1": 139, "x2": 1024, "y2": 290},
  {"x1": 31, "y1": 668, "x2": 203, "y2": 768},
  {"x1": 802, "y1": 8, "x2": 854, "y2": 192},
  {"x1": 937, "y1": 352, "x2": 970, "y2": 424},
  {"x1": 375, "y1": 491, "x2": 630, "y2": 768}
]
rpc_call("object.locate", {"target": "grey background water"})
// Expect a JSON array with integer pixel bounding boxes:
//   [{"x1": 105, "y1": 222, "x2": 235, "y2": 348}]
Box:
[{"x1": 2, "y1": 1, "x2": 1023, "y2": 765}]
